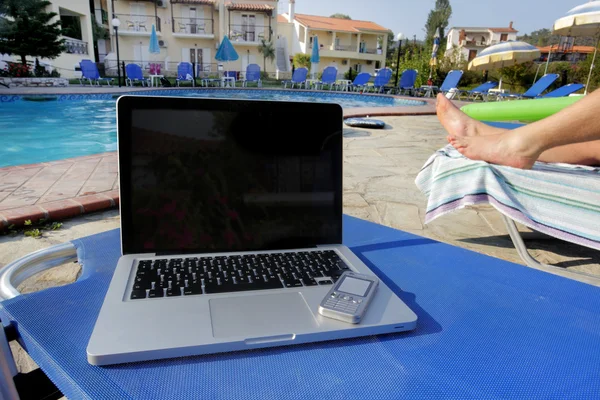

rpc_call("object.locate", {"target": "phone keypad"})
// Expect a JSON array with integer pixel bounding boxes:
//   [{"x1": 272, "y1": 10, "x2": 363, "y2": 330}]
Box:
[{"x1": 324, "y1": 292, "x2": 361, "y2": 314}]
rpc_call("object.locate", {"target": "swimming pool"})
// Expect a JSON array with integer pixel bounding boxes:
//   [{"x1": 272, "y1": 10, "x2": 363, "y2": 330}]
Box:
[{"x1": 0, "y1": 89, "x2": 426, "y2": 167}]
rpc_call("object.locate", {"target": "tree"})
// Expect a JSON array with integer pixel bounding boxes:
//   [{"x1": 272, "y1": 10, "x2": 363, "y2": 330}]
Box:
[
  {"x1": 257, "y1": 39, "x2": 275, "y2": 73},
  {"x1": 0, "y1": 0, "x2": 64, "y2": 65},
  {"x1": 293, "y1": 53, "x2": 311, "y2": 69},
  {"x1": 424, "y1": 0, "x2": 452, "y2": 47},
  {"x1": 330, "y1": 13, "x2": 351, "y2": 20}
]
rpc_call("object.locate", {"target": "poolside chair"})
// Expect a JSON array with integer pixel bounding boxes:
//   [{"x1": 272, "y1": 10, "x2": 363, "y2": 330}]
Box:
[
  {"x1": 395, "y1": 69, "x2": 418, "y2": 96},
  {"x1": 125, "y1": 63, "x2": 148, "y2": 87},
  {"x1": 282, "y1": 67, "x2": 308, "y2": 89},
  {"x1": 348, "y1": 72, "x2": 371, "y2": 92},
  {"x1": 416, "y1": 70, "x2": 463, "y2": 98},
  {"x1": 315, "y1": 66, "x2": 338, "y2": 90},
  {"x1": 542, "y1": 83, "x2": 585, "y2": 98},
  {"x1": 176, "y1": 62, "x2": 195, "y2": 87},
  {"x1": 242, "y1": 64, "x2": 261, "y2": 87},
  {"x1": 370, "y1": 68, "x2": 393, "y2": 93},
  {"x1": 496, "y1": 73, "x2": 559, "y2": 100},
  {"x1": 457, "y1": 81, "x2": 498, "y2": 101},
  {"x1": 78, "y1": 60, "x2": 113, "y2": 86}
]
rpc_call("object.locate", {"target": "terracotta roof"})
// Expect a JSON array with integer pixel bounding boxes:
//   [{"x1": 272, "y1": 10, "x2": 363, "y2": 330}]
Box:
[
  {"x1": 291, "y1": 13, "x2": 390, "y2": 33},
  {"x1": 225, "y1": 3, "x2": 275, "y2": 12},
  {"x1": 277, "y1": 14, "x2": 289, "y2": 23},
  {"x1": 451, "y1": 26, "x2": 518, "y2": 33},
  {"x1": 538, "y1": 45, "x2": 596, "y2": 54},
  {"x1": 489, "y1": 27, "x2": 518, "y2": 33},
  {"x1": 170, "y1": 0, "x2": 215, "y2": 4}
]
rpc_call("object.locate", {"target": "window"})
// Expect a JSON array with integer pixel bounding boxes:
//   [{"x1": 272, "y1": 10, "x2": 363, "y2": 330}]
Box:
[
  {"x1": 353, "y1": 64, "x2": 362, "y2": 73},
  {"x1": 468, "y1": 49, "x2": 477, "y2": 61},
  {"x1": 60, "y1": 15, "x2": 82, "y2": 40},
  {"x1": 375, "y1": 61, "x2": 381, "y2": 69},
  {"x1": 500, "y1": 33, "x2": 508, "y2": 42}
]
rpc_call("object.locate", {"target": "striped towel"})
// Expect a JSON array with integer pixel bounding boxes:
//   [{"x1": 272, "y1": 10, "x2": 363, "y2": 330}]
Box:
[{"x1": 415, "y1": 145, "x2": 600, "y2": 250}]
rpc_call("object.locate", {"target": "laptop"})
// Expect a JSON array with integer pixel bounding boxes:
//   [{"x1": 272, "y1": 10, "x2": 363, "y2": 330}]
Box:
[{"x1": 87, "y1": 96, "x2": 417, "y2": 366}]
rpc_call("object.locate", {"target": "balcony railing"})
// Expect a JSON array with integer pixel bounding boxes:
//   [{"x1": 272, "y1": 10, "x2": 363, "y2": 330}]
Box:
[
  {"x1": 114, "y1": 13, "x2": 161, "y2": 32},
  {"x1": 172, "y1": 17, "x2": 213, "y2": 35},
  {"x1": 228, "y1": 25, "x2": 272, "y2": 42},
  {"x1": 64, "y1": 38, "x2": 88, "y2": 55},
  {"x1": 331, "y1": 44, "x2": 354, "y2": 51},
  {"x1": 359, "y1": 47, "x2": 381, "y2": 54}
]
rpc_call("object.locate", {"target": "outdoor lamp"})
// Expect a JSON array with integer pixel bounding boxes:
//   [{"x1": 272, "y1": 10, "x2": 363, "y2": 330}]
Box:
[
  {"x1": 394, "y1": 32, "x2": 405, "y2": 86},
  {"x1": 112, "y1": 17, "x2": 122, "y2": 87}
]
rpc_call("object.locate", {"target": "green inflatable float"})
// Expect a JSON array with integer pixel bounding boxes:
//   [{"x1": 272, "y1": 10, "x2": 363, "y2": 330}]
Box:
[{"x1": 461, "y1": 96, "x2": 582, "y2": 123}]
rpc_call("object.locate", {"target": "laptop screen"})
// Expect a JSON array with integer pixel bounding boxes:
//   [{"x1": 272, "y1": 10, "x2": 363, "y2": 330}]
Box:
[{"x1": 118, "y1": 96, "x2": 343, "y2": 255}]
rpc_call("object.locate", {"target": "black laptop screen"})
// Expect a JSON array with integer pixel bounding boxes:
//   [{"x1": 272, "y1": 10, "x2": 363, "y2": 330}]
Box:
[{"x1": 118, "y1": 97, "x2": 343, "y2": 255}]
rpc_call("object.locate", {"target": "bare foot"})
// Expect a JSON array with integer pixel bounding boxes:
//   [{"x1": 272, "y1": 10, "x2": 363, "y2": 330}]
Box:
[
  {"x1": 436, "y1": 93, "x2": 506, "y2": 138},
  {"x1": 448, "y1": 132, "x2": 540, "y2": 169}
]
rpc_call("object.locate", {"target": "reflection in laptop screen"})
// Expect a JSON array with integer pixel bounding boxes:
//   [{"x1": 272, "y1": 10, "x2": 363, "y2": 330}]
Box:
[{"x1": 127, "y1": 107, "x2": 341, "y2": 254}]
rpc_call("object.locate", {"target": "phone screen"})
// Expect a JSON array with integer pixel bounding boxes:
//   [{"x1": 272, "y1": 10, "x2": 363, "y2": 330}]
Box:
[{"x1": 338, "y1": 277, "x2": 371, "y2": 297}]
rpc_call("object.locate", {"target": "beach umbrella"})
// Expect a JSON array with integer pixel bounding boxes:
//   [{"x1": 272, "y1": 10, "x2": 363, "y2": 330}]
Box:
[
  {"x1": 148, "y1": 24, "x2": 160, "y2": 75},
  {"x1": 428, "y1": 28, "x2": 441, "y2": 82},
  {"x1": 215, "y1": 35, "x2": 239, "y2": 77},
  {"x1": 310, "y1": 36, "x2": 320, "y2": 79},
  {"x1": 553, "y1": 1, "x2": 600, "y2": 94},
  {"x1": 468, "y1": 41, "x2": 541, "y2": 90}
]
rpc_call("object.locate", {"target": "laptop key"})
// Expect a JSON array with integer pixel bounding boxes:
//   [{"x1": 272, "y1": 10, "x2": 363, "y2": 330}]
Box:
[
  {"x1": 183, "y1": 286, "x2": 202, "y2": 296},
  {"x1": 285, "y1": 279, "x2": 303, "y2": 288},
  {"x1": 130, "y1": 290, "x2": 147, "y2": 299},
  {"x1": 148, "y1": 289, "x2": 164, "y2": 298},
  {"x1": 166, "y1": 288, "x2": 181, "y2": 297},
  {"x1": 204, "y1": 279, "x2": 283, "y2": 294},
  {"x1": 318, "y1": 279, "x2": 333, "y2": 285}
]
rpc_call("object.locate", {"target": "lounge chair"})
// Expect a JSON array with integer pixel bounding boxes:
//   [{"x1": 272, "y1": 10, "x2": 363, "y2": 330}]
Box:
[
  {"x1": 125, "y1": 63, "x2": 148, "y2": 87},
  {"x1": 416, "y1": 70, "x2": 463, "y2": 98},
  {"x1": 348, "y1": 72, "x2": 371, "y2": 92},
  {"x1": 394, "y1": 69, "x2": 418, "y2": 95},
  {"x1": 242, "y1": 63, "x2": 261, "y2": 87},
  {"x1": 79, "y1": 60, "x2": 113, "y2": 86},
  {"x1": 542, "y1": 83, "x2": 585, "y2": 98},
  {"x1": 495, "y1": 73, "x2": 559, "y2": 100},
  {"x1": 176, "y1": 62, "x2": 195, "y2": 87},
  {"x1": 282, "y1": 67, "x2": 308, "y2": 89},
  {"x1": 369, "y1": 68, "x2": 392, "y2": 93},
  {"x1": 457, "y1": 81, "x2": 498, "y2": 101},
  {"x1": 315, "y1": 66, "x2": 338, "y2": 90},
  {"x1": 415, "y1": 139, "x2": 600, "y2": 273}
]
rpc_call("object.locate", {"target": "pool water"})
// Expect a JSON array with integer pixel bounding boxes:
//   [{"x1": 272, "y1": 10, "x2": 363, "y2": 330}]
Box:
[{"x1": 0, "y1": 89, "x2": 425, "y2": 167}]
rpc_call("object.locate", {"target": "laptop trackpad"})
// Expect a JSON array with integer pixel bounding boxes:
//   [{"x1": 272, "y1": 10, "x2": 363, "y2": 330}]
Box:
[{"x1": 210, "y1": 292, "x2": 319, "y2": 339}]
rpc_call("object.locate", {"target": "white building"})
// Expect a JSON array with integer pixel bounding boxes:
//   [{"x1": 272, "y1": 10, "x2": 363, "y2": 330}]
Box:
[
  {"x1": 445, "y1": 22, "x2": 518, "y2": 63},
  {"x1": 276, "y1": 0, "x2": 390, "y2": 75}
]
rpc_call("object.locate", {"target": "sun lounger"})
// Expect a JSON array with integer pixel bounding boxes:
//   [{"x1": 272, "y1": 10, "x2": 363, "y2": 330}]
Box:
[
  {"x1": 457, "y1": 81, "x2": 498, "y2": 101},
  {"x1": 415, "y1": 144, "x2": 600, "y2": 271},
  {"x1": 370, "y1": 68, "x2": 392, "y2": 93},
  {"x1": 282, "y1": 67, "x2": 308, "y2": 89},
  {"x1": 348, "y1": 72, "x2": 371, "y2": 92},
  {"x1": 241, "y1": 64, "x2": 261, "y2": 87},
  {"x1": 542, "y1": 83, "x2": 585, "y2": 98},
  {"x1": 394, "y1": 69, "x2": 418, "y2": 95},
  {"x1": 496, "y1": 73, "x2": 559, "y2": 100},
  {"x1": 416, "y1": 70, "x2": 463, "y2": 98},
  {"x1": 315, "y1": 66, "x2": 338, "y2": 90},
  {"x1": 176, "y1": 62, "x2": 195, "y2": 87},
  {"x1": 125, "y1": 63, "x2": 148, "y2": 87},
  {"x1": 79, "y1": 60, "x2": 113, "y2": 86}
]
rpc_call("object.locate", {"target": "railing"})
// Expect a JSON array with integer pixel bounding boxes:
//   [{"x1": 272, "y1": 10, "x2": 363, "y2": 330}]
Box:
[
  {"x1": 172, "y1": 17, "x2": 213, "y2": 35},
  {"x1": 360, "y1": 48, "x2": 381, "y2": 54},
  {"x1": 114, "y1": 14, "x2": 161, "y2": 32},
  {"x1": 64, "y1": 38, "x2": 89, "y2": 55},
  {"x1": 228, "y1": 24, "x2": 271, "y2": 42},
  {"x1": 331, "y1": 44, "x2": 354, "y2": 52}
]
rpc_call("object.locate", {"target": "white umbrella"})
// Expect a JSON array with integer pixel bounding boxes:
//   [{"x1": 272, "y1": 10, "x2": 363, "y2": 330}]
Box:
[{"x1": 553, "y1": 1, "x2": 600, "y2": 94}]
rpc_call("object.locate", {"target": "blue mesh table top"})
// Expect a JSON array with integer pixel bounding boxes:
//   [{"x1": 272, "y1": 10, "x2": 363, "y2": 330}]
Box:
[{"x1": 2, "y1": 215, "x2": 600, "y2": 399}]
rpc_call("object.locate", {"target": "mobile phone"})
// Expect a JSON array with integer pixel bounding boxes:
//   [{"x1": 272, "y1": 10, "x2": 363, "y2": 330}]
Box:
[{"x1": 318, "y1": 271, "x2": 379, "y2": 324}]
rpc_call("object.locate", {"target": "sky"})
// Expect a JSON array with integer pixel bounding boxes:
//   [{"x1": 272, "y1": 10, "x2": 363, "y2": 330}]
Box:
[{"x1": 278, "y1": 0, "x2": 587, "y2": 40}]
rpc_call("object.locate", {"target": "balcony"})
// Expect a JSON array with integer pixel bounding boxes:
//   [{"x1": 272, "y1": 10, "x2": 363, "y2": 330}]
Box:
[
  {"x1": 229, "y1": 25, "x2": 272, "y2": 45},
  {"x1": 64, "y1": 38, "x2": 89, "y2": 55},
  {"x1": 94, "y1": 8, "x2": 109, "y2": 25},
  {"x1": 113, "y1": 13, "x2": 161, "y2": 36},
  {"x1": 172, "y1": 17, "x2": 214, "y2": 38}
]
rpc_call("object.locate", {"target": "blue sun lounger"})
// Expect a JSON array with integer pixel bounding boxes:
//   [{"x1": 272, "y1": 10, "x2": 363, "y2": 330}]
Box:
[
  {"x1": 370, "y1": 68, "x2": 393, "y2": 93},
  {"x1": 496, "y1": 73, "x2": 559, "y2": 100},
  {"x1": 315, "y1": 66, "x2": 338, "y2": 90},
  {"x1": 125, "y1": 64, "x2": 148, "y2": 87},
  {"x1": 176, "y1": 62, "x2": 195, "y2": 87},
  {"x1": 348, "y1": 72, "x2": 371, "y2": 92},
  {"x1": 282, "y1": 67, "x2": 308, "y2": 89},
  {"x1": 242, "y1": 64, "x2": 261, "y2": 87},
  {"x1": 416, "y1": 70, "x2": 463, "y2": 97},
  {"x1": 395, "y1": 69, "x2": 418, "y2": 95},
  {"x1": 457, "y1": 81, "x2": 498, "y2": 101},
  {"x1": 542, "y1": 83, "x2": 585, "y2": 98},
  {"x1": 79, "y1": 60, "x2": 113, "y2": 86}
]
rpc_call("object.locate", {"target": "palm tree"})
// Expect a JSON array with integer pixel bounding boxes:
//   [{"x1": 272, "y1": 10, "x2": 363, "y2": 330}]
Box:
[{"x1": 258, "y1": 39, "x2": 275, "y2": 75}]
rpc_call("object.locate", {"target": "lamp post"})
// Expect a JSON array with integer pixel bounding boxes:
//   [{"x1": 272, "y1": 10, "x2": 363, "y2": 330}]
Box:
[
  {"x1": 394, "y1": 32, "x2": 405, "y2": 87},
  {"x1": 112, "y1": 17, "x2": 122, "y2": 87}
]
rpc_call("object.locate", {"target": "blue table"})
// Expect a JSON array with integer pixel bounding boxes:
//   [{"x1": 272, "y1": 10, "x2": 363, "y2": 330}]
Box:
[{"x1": 2, "y1": 216, "x2": 600, "y2": 399}]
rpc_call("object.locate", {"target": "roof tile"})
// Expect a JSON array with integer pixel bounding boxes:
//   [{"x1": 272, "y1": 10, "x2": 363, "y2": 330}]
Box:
[{"x1": 291, "y1": 13, "x2": 390, "y2": 33}]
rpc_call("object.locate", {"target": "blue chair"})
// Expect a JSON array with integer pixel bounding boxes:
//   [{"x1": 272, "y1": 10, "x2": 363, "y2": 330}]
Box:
[
  {"x1": 125, "y1": 63, "x2": 148, "y2": 87},
  {"x1": 242, "y1": 64, "x2": 261, "y2": 87},
  {"x1": 542, "y1": 83, "x2": 585, "y2": 98},
  {"x1": 417, "y1": 70, "x2": 463, "y2": 97},
  {"x1": 79, "y1": 60, "x2": 113, "y2": 86},
  {"x1": 348, "y1": 72, "x2": 371, "y2": 92},
  {"x1": 497, "y1": 73, "x2": 559, "y2": 100},
  {"x1": 458, "y1": 81, "x2": 498, "y2": 101},
  {"x1": 316, "y1": 66, "x2": 338, "y2": 90},
  {"x1": 395, "y1": 69, "x2": 418, "y2": 95},
  {"x1": 176, "y1": 62, "x2": 195, "y2": 87},
  {"x1": 370, "y1": 68, "x2": 392, "y2": 93},
  {"x1": 282, "y1": 67, "x2": 308, "y2": 89}
]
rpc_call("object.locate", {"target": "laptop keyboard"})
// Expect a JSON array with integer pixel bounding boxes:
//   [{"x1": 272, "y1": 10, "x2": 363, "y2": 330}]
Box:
[{"x1": 130, "y1": 250, "x2": 351, "y2": 300}]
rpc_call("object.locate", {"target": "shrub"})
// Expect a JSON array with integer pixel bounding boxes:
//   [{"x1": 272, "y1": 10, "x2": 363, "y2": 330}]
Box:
[
  {"x1": 7, "y1": 63, "x2": 32, "y2": 77},
  {"x1": 293, "y1": 53, "x2": 311, "y2": 69}
]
